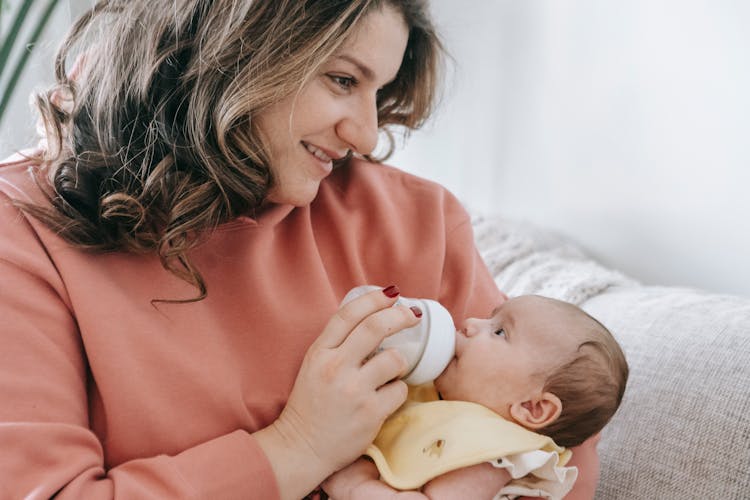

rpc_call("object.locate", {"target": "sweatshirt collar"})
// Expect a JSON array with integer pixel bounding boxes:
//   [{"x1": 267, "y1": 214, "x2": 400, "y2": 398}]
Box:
[{"x1": 232, "y1": 202, "x2": 296, "y2": 228}]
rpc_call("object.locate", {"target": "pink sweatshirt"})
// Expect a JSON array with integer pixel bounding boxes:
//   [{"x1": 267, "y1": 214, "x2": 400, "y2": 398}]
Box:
[{"x1": 0, "y1": 154, "x2": 502, "y2": 499}]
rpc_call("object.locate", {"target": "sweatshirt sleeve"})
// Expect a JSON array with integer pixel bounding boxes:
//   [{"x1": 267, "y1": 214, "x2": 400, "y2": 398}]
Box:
[
  {"x1": 0, "y1": 189, "x2": 280, "y2": 499},
  {"x1": 435, "y1": 191, "x2": 504, "y2": 326}
]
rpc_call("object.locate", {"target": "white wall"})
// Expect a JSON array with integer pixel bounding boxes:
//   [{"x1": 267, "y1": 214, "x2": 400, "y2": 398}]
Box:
[
  {"x1": 3, "y1": 1, "x2": 748, "y2": 297},
  {"x1": 391, "y1": 0, "x2": 750, "y2": 298}
]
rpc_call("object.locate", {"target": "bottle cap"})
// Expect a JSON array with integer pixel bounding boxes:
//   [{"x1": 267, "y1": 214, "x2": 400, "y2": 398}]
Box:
[{"x1": 403, "y1": 299, "x2": 456, "y2": 385}]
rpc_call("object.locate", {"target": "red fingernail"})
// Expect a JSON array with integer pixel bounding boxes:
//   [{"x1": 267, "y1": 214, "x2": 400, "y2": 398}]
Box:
[
  {"x1": 382, "y1": 285, "x2": 400, "y2": 298},
  {"x1": 410, "y1": 306, "x2": 423, "y2": 318}
]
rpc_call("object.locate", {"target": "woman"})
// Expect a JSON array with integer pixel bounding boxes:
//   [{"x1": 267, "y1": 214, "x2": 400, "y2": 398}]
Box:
[{"x1": 0, "y1": 1, "x2": 598, "y2": 498}]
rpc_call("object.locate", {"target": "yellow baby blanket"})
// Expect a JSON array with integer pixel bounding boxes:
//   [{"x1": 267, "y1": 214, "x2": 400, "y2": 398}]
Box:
[{"x1": 365, "y1": 385, "x2": 571, "y2": 490}]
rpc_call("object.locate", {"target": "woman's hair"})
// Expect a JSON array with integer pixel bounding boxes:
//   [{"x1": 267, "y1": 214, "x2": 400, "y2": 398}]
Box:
[
  {"x1": 538, "y1": 304, "x2": 629, "y2": 448},
  {"x1": 20, "y1": 0, "x2": 443, "y2": 301}
]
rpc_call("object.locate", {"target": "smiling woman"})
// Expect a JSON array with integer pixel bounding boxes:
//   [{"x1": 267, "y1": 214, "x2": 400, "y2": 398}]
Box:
[
  {"x1": 0, "y1": 1, "x2": 600, "y2": 500},
  {"x1": 14, "y1": 0, "x2": 440, "y2": 300},
  {"x1": 255, "y1": 6, "x2": 409, "y2": 206},
  {"x1": 0, "y1": 1, "x2": 497, "y2": 499}
]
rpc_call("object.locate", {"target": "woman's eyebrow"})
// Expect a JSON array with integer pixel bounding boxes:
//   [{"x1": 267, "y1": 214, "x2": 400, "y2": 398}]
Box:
[{"x1": 333, "y1": 54, "x2": 375, "y2": 81}]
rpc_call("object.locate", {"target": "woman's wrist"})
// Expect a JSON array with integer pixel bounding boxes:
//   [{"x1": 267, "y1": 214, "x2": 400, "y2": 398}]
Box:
[{"x1": 254, "y1": 417, "x2": 335, "y2": 500}]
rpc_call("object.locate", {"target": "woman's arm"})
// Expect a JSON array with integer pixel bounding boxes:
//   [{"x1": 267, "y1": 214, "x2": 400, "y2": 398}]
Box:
[
  {"x1": 435, "y1": 198, "x2": 505, "y2": 322},
  {"x1": 561, "y1": 434, "x2": 600, "y2": 500},
  {"x1": 323, "y1": 459, "x2": 510, "y2": 500},
  {"x1": 422, "y1": 462, "x2": 511, "y2": 500},
  {"x1": 0, "y1": 181, "x2": 419, "y2": 499},
  {"x1": 0, "y1": 187, "x2": 284, "y2": 498},
  {"x1": 323, "y1": 458, "x2": 428, "y2": 500}
]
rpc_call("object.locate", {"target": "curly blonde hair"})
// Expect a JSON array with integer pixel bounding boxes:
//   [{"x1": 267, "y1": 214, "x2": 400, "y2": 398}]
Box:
[{"x1": 19, "y1": 0, "x2": 443, "y2": 301}]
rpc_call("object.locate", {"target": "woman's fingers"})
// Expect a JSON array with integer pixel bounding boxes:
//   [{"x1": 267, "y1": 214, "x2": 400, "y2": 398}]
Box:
[
  {"x1": 374, "y1": 379, "x2": 409, "y2": 417},
  {"x1": 276, "y1": 350, "x2": 408, "y2": 474},
  {"x1": 313, "y1": 286, "x2": 400, "y2": 350},
  {"x1": 340, "y1": 305, "x2": 421, "y2": 363},
  {"x1": 360, "y1": 347, "x2": 410, "y2": 389},
  {"x1": 273, "y1": 285, "x2": 422, "y2": 476}
]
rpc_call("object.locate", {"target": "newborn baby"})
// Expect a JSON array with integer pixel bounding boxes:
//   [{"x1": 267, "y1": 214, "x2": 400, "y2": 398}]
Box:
[{"x1": 324, "y1": 295, "x2": 628, "y2": 500}]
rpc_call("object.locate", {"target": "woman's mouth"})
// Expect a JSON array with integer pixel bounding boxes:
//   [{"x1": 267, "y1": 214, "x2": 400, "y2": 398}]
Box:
[{"x1": 302, "y1": 141, "x2": 333, "y2": 164}]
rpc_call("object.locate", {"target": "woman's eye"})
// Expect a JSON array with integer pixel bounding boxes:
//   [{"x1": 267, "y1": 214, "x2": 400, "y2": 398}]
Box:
[
  {"x1": 329, "y1": 74, "x2": 356, "y2": 90},
  {"x1": 494, "y1": 329, "x2": 506, "y2": 338}
]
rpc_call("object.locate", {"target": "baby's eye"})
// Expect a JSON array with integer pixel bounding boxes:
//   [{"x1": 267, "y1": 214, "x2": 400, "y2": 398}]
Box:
[{"x1": 494, "y1": 329, "x2": 506, "y2": 338}]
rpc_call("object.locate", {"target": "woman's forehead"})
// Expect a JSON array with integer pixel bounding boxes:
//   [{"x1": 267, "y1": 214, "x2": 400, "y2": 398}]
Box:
[{"x1": 331, "y1": 5, "x2": 408, "y2": 83}]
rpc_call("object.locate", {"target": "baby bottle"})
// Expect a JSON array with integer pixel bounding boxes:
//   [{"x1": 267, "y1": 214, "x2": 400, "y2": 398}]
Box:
[{"x1": 341, "y1": 285, "x2": 456, "y2": 385}]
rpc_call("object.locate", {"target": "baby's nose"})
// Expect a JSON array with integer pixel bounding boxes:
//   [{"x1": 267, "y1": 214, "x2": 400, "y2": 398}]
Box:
[
  {"x1": 454, "y1": 330, "x2": 467, "y2": 354},
  {"x1": 461, "y1": 319, "x2": 481, "y2": 337}
]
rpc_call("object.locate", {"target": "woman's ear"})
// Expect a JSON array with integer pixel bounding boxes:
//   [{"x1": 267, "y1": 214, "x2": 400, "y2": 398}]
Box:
[{"x1": 509, "y1": 392, "x2": 562, "y2": 430}]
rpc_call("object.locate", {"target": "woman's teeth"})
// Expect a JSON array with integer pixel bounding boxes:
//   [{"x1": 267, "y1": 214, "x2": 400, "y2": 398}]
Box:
[{"x1": 304, "y1": 142, "x2": 332, "y2": 163}]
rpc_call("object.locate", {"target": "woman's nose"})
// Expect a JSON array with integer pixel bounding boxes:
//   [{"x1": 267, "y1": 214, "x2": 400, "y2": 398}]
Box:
[{"x1": 336, "y1": 95, "x2": 378, "y2": 155}]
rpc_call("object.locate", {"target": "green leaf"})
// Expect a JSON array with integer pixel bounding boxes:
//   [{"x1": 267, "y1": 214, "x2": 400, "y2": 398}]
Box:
[
  {"x1": 0, "y1": 0, "x2": 35, "y2": 73},
  {"x1": 0, "y1": 0, "x2": 61, "y2": 124}
]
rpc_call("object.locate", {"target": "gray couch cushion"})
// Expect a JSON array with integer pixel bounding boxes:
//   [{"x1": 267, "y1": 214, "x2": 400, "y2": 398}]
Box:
[{"x1": 584, "y1": 286, "x2": 750, "y2": 499}]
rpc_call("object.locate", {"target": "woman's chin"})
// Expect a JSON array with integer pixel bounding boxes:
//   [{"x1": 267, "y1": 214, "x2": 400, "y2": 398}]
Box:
[{"x1": 266, "y1": 184, "x2": 321, "y2": 206}]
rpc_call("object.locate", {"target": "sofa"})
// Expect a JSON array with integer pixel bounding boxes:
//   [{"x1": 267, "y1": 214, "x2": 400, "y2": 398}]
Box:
[{"x1": 471, "y1": 214, "x2": 750, "y2": 499}]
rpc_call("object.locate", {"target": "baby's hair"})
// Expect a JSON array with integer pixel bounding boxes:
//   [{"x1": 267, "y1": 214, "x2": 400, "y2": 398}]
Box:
[{"x1": 538, "y1": 301, "x2": 628, "y2": 448}]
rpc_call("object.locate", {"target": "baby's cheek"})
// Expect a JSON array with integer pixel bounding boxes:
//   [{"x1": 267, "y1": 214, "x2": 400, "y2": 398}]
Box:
[{"x1": 433, "y1": 370, "x2": 451, "y2": 397}]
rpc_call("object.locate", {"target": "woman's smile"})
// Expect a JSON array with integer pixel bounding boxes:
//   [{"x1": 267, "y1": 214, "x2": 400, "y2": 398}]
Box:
[{"x1": 301, "y1": 141, "x2": 342, "y2": 174}]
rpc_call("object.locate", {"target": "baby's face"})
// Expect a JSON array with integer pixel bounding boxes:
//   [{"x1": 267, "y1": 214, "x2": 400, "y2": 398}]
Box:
[{"x1": 434, "y1": 295, "x2": 582, "y2": 420}]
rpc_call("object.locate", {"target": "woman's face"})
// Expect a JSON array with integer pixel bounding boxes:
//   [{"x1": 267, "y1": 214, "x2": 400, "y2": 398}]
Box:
[{"x1": 255, "y1": 5, "x2": 409, "y2": 206}]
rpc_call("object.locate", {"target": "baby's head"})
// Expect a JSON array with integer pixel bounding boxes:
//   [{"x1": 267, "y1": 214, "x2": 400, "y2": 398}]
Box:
[{"x1": 434, "y1": 295, "x2": 628, "y2": 447}]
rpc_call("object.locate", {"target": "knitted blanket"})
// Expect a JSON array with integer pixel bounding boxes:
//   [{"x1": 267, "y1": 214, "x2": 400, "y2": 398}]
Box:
[{"x1": 471, "y1": 214, "x2": 637, "y2": 305}]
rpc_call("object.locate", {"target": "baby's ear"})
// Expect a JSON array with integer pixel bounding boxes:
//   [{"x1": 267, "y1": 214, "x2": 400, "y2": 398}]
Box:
[{"x1": 509, "y1": 392, "x2": 562, "y2": 430}]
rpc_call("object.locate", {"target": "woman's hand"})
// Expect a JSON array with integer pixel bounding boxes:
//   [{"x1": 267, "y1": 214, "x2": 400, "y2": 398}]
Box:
[
  {"x1": 256, "y1": 285, "x2": 421, "y2": 499},
  {"x1": 323, "y1": 457, "x2": 428, "y2": 500},
  {"x1": 322, "y1": 457, "x2": 379, "y2": 499}
]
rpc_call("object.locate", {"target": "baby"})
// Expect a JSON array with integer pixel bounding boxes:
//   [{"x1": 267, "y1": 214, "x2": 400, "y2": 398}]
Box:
[{"x1": 323, "y1": 295, "x2": 628, "y2": 500}]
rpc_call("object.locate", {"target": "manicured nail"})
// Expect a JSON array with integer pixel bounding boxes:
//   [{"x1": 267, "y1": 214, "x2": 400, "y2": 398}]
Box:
[
  {"x1": 410, "y1": 306, "x2": 423, "y2": 318},
  {"x1": 382, "y1": 285, "x2": 400, "y2": 298}
]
